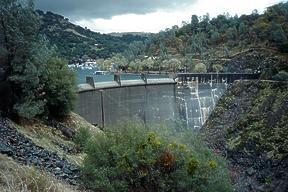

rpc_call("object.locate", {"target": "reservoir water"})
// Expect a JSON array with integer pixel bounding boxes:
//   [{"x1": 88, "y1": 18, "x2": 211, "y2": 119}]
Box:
[{"x1": 73, "y1": 68, "x2": 169, "y2": 84}]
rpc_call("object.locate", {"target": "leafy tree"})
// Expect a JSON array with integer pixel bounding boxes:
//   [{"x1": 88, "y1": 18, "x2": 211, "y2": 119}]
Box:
[
  {"x1": 238, "y1": 22, "x2": 248, "y2": 39},
  {"x1": 194, "y1": 63, "x2": 207, "y2": 73},
  {"x1": 42, "y1": 57, "x2": 77, "y2": 117},
  {"x1": 96, "y1": 58, "x2": 112, "y2": 71},
  {"x1": 268, "y1": 22, "x2": 288, "y2": 51},
  {"x1": 110, "y1": 54, "x2": 128, "y2": 70},
  {"x1": 141, "y1": 57, "x2": 154, "y2": 72},
  {"x1": 210, "y1": 31, "x2": 220, "y2": 44},
  {"x1": 163, "y1": 58, "x2": 181, "y2": 72},
  {"x1": 0, "y1": 0, "x2": 46, "y2": 117},
  {"x1": 191, "y1": 15, "x2": 199, "y2": 34},
  {"x1": 182, "y1": 55, "x2": 195, "y2": 72},
  {"x1": 128, "y1": 59, "x2": 142, "y2": 72},
  {"x1": 0, "y1": 0, "x2": 76, "y2": 118},
  {"x1": 227, "y1": 26, "x2": 238, "y2": 41},
  {"x1": 199, "y1": 13, "x2": 210, "y2": 33}
]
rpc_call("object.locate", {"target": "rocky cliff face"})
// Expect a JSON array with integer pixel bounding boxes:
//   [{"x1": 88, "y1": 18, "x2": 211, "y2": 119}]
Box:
[{"x1": 202, "y1": 80, "x2": 288, "y2": 192}]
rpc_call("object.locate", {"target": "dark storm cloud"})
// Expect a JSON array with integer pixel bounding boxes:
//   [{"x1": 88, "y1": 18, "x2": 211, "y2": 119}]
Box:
[{"x1": 36, "y1": 0, "x2": 197, "y2": 19}]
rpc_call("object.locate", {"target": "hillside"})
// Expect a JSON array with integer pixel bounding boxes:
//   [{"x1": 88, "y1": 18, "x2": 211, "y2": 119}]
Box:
[
  {"x1": 144, "y1": 2, "x2": 288, "y2": 56},
  {"x1": 0, "y1": 113, "x2": 102, "y2": 191},
  {"x1": 111, "y1": 2, "x2": 288, "y2": 74},
  {"x1": 34, "y1": 2, "x2": 288, "y2": 75},
  {"x1": 36, "y1": 11, "x2": 147, "y2": 62},
  {"x1": 202, "y1": 80, "x2": 288, "y2": 192}
]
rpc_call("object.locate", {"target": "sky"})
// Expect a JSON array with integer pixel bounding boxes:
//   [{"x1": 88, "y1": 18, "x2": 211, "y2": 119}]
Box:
[{"x1": 36, "y1": 0, "x2": 284, "y2": 33}]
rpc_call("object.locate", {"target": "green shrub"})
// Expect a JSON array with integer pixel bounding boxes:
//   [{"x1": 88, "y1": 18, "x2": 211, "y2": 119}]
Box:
[
  {"x1": 272, "y1": 70, "x2": 288, "y2": 81},
  {"x1": 74, "y1": 127, "x2": 92, "y2": 148},
  {"x1": 81, "y1": 123, "x2": 233, "y2": 192}
]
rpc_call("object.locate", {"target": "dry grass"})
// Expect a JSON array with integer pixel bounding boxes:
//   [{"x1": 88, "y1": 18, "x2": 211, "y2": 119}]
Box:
[
  {"x1": 60, "y1": 112, "x2": 102, "y2": 134},
  {"x1": 0, "y1": 154, "x2": 82, "y2": 192}
]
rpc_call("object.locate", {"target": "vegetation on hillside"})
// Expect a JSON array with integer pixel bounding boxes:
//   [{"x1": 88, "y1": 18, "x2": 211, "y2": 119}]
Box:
[
  {"x1": 145, "y1": 2, "x2": 288, "y2": 57},
  {"x1": 0, "y1": 0, "x2": 77, "y2": 119},
  {"x1": 93, "y1": 2, "x2": 288, "y2": 75},
  {"x1": 31, "y1": 2, "x2": 288, "y2": 76},
  {"x1": 37, "y1": 10, "x2": 147, "y2": 62}
]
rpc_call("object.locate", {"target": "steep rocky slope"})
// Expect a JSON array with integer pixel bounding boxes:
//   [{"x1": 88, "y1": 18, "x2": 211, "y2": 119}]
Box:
[{"x1": 202, "y1": 80, "x2": 288, "y2": 192}]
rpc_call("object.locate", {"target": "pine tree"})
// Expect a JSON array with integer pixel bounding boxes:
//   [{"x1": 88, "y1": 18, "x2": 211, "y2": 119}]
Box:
[
  {"x1": 0, "y1": 0, "x2": 46, "y2": 118},
  {"x1": 0, "y1": 0, "x2": 77, "y2": 118}
]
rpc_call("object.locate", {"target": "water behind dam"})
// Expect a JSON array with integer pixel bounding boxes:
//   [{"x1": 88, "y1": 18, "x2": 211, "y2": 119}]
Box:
[
  {"x1": 73, "y1": 68, "x2": 169, "y2": 84},
  {"x1": 75, "y1": 70, "x2": 227, "y2": 129}
]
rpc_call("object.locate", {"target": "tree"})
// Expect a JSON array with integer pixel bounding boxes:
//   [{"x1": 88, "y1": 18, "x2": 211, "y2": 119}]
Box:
[
  {"x1": 268, "y1": 22, "x2": 288, "y2": 51},
  {"x1": 238, "y1": 22, "x2": 248, "y2": 39},
  {"x1": 129, "y1": 59, "x2": 142, "y2": 72},
  {"x1": 163, "y1": 58, "x2": 182, "y2": 72},
  {"x1": 191, "y1": 15, "x2": 199, "y2": 34},
  {"x1": 194, "y1": 63, "x2": 207, "y2": 73},
  {"x1": 227, "y1": 26, "x2": 238, "y2": 41},
  {"x1": 0, "y1": 0, "x2": 46, "y2": 117},
  {"x1": 0, "y1": 0, "x2": 77, "y2": 118},
  {"x1": 42, "y1": 57, "x2": 77, "y2": 117},
  {"x1": 210, "y1": 31, "x2": 220, "y2": 44},
  {"x1": 141, "y1": 57, "x2": 154, "y2": 72},
  {"x1": 110, "y1": 54, "x2": 128, "y2": 71}
]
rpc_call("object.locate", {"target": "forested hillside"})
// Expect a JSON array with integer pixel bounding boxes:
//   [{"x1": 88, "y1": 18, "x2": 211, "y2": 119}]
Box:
[
  {"x1": 144, "y1": 2, "x2": 288, "y2": 56},
  {"x1": 37, "y1": 11, "x2": 147, "y2": 62},
  {"x1": 113, "y1": 2, "x2": 288, "y2": 76},
  {"x1": 35, "y1": 2, "x2": 288, "y2": 76}
]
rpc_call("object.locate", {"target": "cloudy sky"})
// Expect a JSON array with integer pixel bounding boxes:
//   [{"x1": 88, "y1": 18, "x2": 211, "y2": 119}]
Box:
[{"x1": 36, "y1": 0, "x2": 284, "y2": 33}]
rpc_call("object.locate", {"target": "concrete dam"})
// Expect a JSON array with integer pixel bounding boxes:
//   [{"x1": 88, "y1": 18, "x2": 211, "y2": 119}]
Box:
[{"x1": 74, "y1": 73, "x2": 259, "y2": 129}]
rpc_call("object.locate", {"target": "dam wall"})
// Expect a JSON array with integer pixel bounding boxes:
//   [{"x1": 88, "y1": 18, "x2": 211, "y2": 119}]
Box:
[{"x1": 75, "y1": 77, "x2": 178, "y2": 128}]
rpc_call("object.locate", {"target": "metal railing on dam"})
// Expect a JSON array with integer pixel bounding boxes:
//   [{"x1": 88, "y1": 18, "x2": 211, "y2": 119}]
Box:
[
  {"x1": 74, "y1": 74, "x2": 177, "y2": 128},
  {"x1": 177, "y1": 73, "x2": 261, "y2": 84}
]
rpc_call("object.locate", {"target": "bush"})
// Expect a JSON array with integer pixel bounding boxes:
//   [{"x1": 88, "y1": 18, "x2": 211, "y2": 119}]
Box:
[
  {"x1": 272, "y1": 70, "x2": 288, "y2": 81},
  {"x1": 74, "y1": 127, "x2": 92, "y2": 148},
  {"x1": 81, "y1": 123, "x2": 233, "y2": 192}
]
